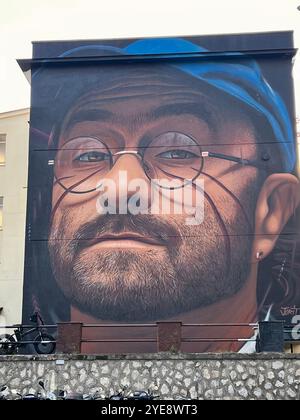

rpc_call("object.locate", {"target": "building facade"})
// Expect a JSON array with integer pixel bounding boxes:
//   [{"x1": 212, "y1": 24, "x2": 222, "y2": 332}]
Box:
[
  {"x1": 0, "y1": 32, "x2": 299, "y2": 354},
  {"x1": 0, "y1": 108, "x2": 29, "y2": 328},
  {"x1": 17, "y1": 32, "x2": 300, "y2": 354}
]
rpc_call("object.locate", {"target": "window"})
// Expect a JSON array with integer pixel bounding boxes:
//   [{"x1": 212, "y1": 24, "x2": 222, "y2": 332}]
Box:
[
  {"x1": 0, "y1": 134, "x2": 6, "y2": 165},
  {"x1": 0, "y1": 197, "x2": 3, "y2": 230}
]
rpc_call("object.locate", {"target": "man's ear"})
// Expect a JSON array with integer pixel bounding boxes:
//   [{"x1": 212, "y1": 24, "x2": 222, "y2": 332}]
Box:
[{"x1": 253, "y1": 173, "x2": 300, "y2": 260}]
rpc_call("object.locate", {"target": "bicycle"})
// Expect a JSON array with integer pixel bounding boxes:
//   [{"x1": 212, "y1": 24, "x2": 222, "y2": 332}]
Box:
[
  {"x1": 0, "y1": 385, "x2": 9, "y2": 400},
  {"x1": 0, "y1": 312, "x2": 56, "y2": 355},
  {"x1": 108, "y1": 387, "x2": 159, "y2": 400}
]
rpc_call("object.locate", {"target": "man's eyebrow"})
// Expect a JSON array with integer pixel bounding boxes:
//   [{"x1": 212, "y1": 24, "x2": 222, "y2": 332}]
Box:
[
  {"x1": 64, "y1": 102, "x2": 218, "y2": 133},
  {"x1": 64, "y1": 109, "x2": 114, "y2": 132},
  {"x1": 150, "y1": 102, "x2": 218, "y2": 132}
]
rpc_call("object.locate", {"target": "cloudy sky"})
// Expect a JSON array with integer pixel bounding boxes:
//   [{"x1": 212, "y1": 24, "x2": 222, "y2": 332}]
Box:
[{"x1": 0, "y1": 0, "x2": 300, "y2": 115}]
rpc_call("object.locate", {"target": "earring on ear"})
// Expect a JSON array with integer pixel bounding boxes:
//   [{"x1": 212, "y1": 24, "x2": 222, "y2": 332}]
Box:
[{"x1": 256, "y1": 251, "x2": 264, "y2": 260}]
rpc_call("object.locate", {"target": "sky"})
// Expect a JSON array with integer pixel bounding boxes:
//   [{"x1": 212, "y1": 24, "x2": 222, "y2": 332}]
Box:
[{"x1": 0, "y1": 0, "x2": 300, "y2": 115}]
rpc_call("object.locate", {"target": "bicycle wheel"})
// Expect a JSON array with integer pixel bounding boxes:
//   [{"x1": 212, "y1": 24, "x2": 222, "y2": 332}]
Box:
[
  {"x1": 33, "y1": 333, "x2": 56, "y2": 354},
  {"x1": 0, "y1": 334, "x2": 16, "y2": 355}
]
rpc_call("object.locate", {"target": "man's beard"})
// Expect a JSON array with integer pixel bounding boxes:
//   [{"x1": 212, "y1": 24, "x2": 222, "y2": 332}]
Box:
[{"x1": 48, "y1": 193, "x2": 255, "y2": 322}]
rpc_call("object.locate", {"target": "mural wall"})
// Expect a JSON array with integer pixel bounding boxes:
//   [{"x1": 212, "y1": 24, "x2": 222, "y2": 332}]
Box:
[{"x1": 20, "y1": 32, "x2": 300, "y2": 353}]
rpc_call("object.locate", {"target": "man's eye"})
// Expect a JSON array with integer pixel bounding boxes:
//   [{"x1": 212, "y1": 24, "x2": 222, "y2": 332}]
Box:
[
  {"x1": 75, "y1": 151, "x2": 110, "y2": 162},
  {"x1": 157, "y1": 150, "x2": 198, "y2": 159}
]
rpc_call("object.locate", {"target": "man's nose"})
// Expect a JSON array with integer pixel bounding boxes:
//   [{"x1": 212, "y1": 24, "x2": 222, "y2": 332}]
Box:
[{"x1": 107, "y1": 153, "x2": 152, "y2": 212}]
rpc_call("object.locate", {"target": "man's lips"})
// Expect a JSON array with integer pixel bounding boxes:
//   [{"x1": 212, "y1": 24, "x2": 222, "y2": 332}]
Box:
[{"x1": 81, "y1": 232, "x2": 165, "y2": 249}]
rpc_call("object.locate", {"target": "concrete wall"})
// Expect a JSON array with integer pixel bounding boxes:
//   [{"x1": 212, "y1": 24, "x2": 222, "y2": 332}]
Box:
[
  {"x1": 0, "y1": 108, "x2": 29, "y2": 327},
  {"x1": 0, "y1": 353, "x2": 299, "y2": 400}
]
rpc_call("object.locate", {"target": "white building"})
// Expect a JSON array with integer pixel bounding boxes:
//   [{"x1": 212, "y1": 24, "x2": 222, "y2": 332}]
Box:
[{"x1": 0, "y1": 108, "x2": 29, "y2": 327}]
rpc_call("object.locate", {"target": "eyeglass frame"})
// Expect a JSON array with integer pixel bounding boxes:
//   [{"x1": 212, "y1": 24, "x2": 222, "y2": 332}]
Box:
[{"x1": 48, "y1": 133, "x2": 271, "y2": 194}]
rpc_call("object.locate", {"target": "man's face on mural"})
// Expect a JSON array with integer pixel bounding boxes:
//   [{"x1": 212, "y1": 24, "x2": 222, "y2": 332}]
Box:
[{"x1": 48, "y1": 70, "x2": 263, "y2": 321}]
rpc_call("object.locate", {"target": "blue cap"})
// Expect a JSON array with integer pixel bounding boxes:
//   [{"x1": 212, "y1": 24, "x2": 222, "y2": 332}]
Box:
[{"x1": 56, "y1": 38, "x2": 296, "y2": 172}]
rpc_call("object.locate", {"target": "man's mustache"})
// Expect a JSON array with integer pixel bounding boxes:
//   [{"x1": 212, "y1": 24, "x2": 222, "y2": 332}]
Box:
[{"x1": 72, "y1": 214, "x2": 182, "y2": 253}]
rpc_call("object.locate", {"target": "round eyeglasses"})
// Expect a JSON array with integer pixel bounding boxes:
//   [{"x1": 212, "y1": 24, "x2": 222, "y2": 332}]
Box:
[{"x1": 50, "y1": 131, "x2": 270, "y2": 194}]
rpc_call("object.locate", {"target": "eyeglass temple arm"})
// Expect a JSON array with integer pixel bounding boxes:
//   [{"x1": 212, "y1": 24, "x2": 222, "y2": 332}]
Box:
[{"x1": 202, "y1": 151, "x2": 268, "y2": 169}]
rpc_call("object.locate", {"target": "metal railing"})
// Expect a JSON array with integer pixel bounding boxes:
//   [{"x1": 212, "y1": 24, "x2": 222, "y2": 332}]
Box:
[
  {"x1": 55, "y1": 321, "x2": 260, "y2": 353},
  {"x1": 2, "y1": 321, "x2": 297, "y2": 354},
  {"x1": 82, "y1": 323, "x2": 156, "y2": 344},
  {"x1": 181, "y1": 323, "x2": 258, "y2": 344}
]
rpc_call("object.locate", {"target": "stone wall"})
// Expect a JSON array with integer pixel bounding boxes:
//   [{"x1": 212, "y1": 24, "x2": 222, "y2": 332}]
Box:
[{"x1": 0, "y1": 353, "x2": 300, "y2": 400}]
